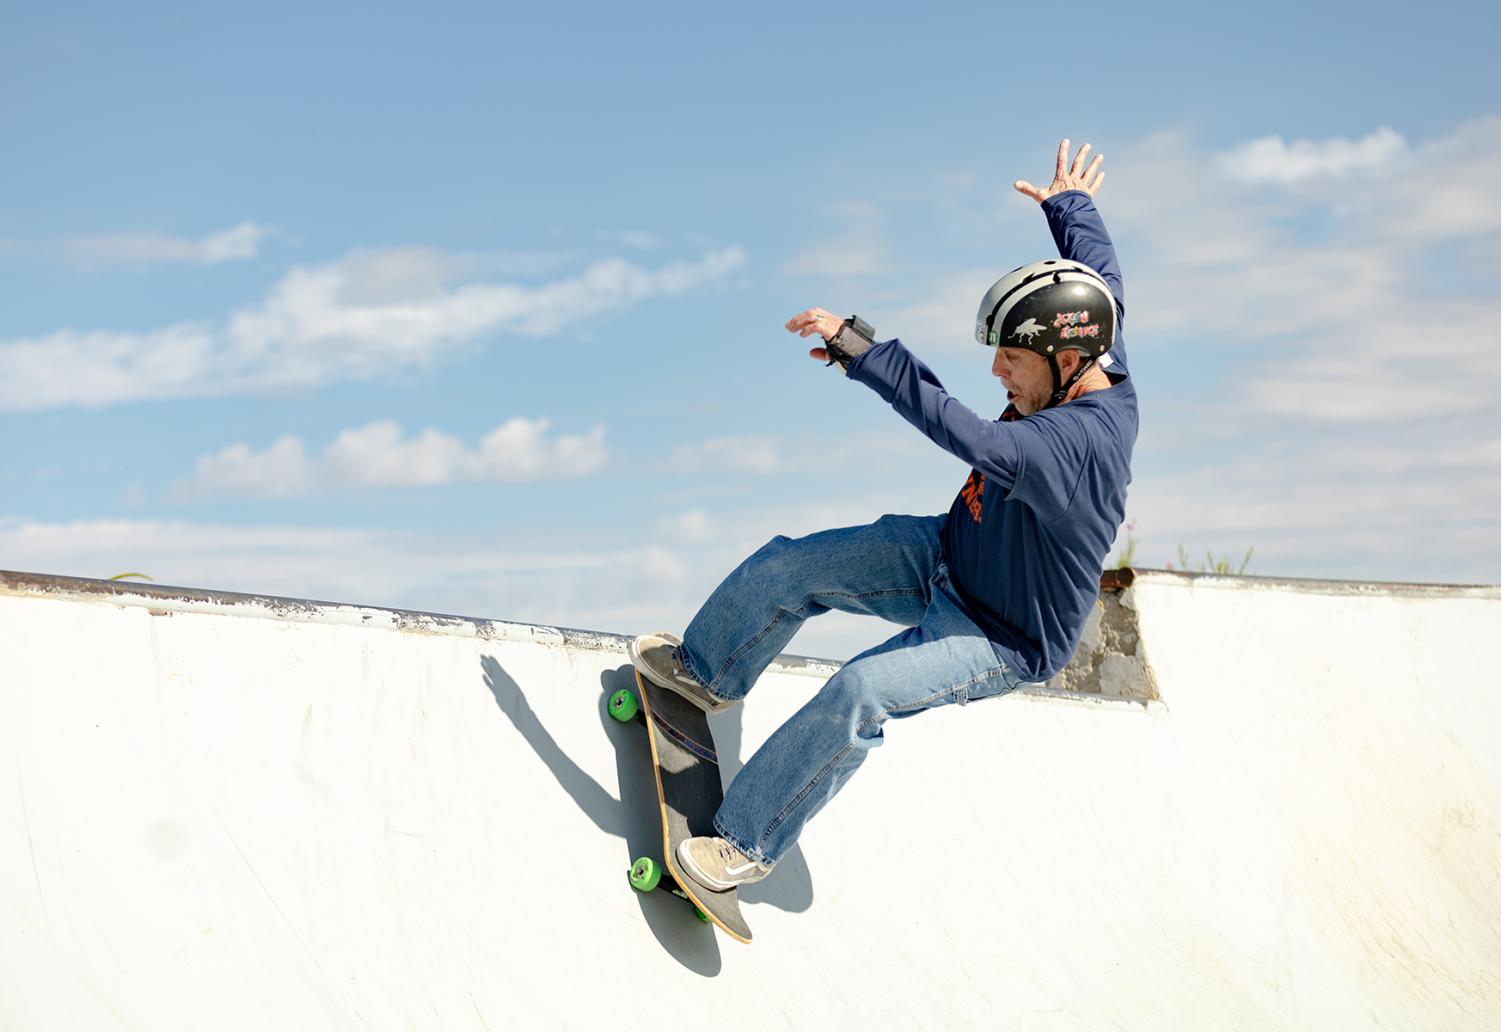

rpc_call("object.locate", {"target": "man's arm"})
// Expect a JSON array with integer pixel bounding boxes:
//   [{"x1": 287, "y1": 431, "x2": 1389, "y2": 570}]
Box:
[
  {"x1": 1042, "y1": 192, "x2": 1124, "y2": 321},
  {"x1": 846, "y1": 338, "x2": 1026, "y2": 489},
  {"x1": 1016, "y1": 139, "x2": 1129, "y2": 371},
  {"x1": 783, "y1": 309, "x2": 1024, "y2": 479},
  {"x1": 846, "y1": 338, "x2": 1086, "y2": 520}
]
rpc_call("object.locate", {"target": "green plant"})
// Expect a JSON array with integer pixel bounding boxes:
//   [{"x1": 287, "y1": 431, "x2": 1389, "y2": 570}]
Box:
[{"x1": 1169, "y1": 545, "x2": 1254, "y2": 575}]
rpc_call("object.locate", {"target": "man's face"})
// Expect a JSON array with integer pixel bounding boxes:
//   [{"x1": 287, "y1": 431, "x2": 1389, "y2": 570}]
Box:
[{"x1": 991, "y1": 346, "x2": 1063, "y2": 416}]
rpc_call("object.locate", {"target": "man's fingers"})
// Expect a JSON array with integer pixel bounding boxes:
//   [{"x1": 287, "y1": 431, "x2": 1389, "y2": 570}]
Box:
[
  {"x1": 1085, "y1": 153, "x2": 1104, "y2": 181},
  {"x1": 1014, "y1": 179, "x2": 1045, "y2": 202},
  {"x1": 809, "y1": 347, "x2": 829, "y2": 362},
  {"x1": 1071, "y1": 142, "x2": 1091, "y2": 178},
  {"x1": 786, "y1": 308, "x2": 837, "y2": 339},
  {"x1": 1055, "y1": 138, "x2": 1069, "y2": 179},
  {"x1": 1088, "y1": 170, "x2": 1105, "y2": 195}
]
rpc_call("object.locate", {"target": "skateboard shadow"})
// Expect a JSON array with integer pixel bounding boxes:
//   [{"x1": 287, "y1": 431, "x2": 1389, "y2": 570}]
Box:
[{"x1": 479, "y1": 656, "x2": 814, "y2": 965}]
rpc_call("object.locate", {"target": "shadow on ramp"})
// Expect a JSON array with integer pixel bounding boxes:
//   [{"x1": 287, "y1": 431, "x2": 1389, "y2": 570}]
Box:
[{"x1": 480, "y1": 656, "x2": 816, "y2": 968}]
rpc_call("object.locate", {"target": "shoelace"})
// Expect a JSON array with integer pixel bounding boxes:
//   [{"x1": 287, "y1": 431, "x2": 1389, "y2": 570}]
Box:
[{"x1": 670, "y1": 647, "x2": 699, "y2": 687}]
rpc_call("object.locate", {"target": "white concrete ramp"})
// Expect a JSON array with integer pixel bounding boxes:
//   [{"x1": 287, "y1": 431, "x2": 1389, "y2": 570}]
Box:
[{"x1": 2, "y1": 569, "x2": 1499, "y2": 1030}]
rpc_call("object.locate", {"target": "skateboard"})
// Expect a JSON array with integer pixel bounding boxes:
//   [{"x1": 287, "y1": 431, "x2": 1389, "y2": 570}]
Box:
[{"x1": 608, "y1": 670, "x2": 753, "y2": 944}]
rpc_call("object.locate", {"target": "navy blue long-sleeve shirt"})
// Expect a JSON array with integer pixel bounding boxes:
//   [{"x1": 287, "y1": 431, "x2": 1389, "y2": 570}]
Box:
[{"x1": 847, "y1": 190, "x2": 1138, "y2": 682}]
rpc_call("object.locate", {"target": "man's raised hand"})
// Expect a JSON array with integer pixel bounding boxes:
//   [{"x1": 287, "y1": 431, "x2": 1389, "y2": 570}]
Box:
[
  {"x1": 785, "y1": 307, "x2": 843, "y2": 363},
  {"x1": 1014, "y1": 139, "x2": 1105, "y2": 203}
]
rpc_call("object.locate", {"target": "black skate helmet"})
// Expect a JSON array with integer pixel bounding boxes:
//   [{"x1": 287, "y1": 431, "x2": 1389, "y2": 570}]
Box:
[{"x1": 975, "y1": 259, "x2": 1117, "y2": 409}]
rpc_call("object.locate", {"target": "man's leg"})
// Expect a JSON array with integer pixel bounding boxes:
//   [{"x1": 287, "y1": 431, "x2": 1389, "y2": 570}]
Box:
[
  {"x1": 711, "y1": 565, "x2": 1021, "y2": 868},
  {"x1": 679, "y1": 513, "x2": 947, "y2": 704}
]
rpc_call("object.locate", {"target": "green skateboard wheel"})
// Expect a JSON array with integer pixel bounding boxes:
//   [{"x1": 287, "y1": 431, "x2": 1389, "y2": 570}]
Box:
[
  {"x1": 608, "y1": 688, "x2": 639, "y2": 723},
  {"x1": 629, "y1": 856, "x2": 662, "y2": 892},
  {"x1": 694, "y1": 906, "x2": 710, "y2": 923}
]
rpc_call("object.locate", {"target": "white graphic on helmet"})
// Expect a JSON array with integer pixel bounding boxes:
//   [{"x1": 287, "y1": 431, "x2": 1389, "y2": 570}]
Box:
[{"x1": 1010, "y1": 318, "x2": 1046, "y2": 343}]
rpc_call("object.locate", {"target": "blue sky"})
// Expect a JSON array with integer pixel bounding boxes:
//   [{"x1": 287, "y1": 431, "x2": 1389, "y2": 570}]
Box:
[{"x1": 3, "y1": 1, "x2": 1498, "y2": 658}]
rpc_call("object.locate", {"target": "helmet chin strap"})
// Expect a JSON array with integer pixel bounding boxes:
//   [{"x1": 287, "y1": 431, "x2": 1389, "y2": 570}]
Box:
[{"x1": 1042, "y1": 353, "x2": 1098, "y2": 410}]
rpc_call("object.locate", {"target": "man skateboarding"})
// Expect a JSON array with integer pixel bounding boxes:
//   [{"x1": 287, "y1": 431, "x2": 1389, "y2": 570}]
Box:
[{"x1": 630, "y1": 139, "x2": 1136, "y2": 894}]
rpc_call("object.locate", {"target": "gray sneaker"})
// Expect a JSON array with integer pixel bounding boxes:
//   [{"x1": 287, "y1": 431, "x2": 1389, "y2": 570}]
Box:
[
  {"x1": 628, "y1": 632, "x2": 736, "y2": 713},
  {"x1": 676, "y1": 836, "x2": 773, "y2": 892}
]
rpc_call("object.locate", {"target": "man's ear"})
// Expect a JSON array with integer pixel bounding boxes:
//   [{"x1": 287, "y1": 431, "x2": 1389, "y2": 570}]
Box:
[{"x1": 1055, "y1": 349, "x2": 1082, "y2": 379}]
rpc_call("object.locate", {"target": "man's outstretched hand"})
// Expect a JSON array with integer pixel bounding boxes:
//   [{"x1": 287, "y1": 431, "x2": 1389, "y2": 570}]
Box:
[
  {"x1": 785, "y1": 306, "x2": 844, "y2": 363},
  {"x1": 1014, "y1": 139, "x2": 1105, "y2": 203}
]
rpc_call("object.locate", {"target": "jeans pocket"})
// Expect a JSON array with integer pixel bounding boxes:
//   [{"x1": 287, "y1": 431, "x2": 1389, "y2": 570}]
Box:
[{"x1": 959, "y1": 669, "x2": 1015, "y2": 706}]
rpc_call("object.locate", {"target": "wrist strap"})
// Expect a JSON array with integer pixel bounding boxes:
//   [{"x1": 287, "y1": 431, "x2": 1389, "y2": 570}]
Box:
[{"x1": 825, "y1": 315, "x2": 877, "y2": 373}]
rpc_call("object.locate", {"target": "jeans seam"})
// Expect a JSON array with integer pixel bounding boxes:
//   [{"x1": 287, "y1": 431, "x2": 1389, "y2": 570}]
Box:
[
  {"x1": 956, "y1": 668, "x2": 1005, "y2": 691},
  {"x1": 762, "y1": 743, "x2": 856, "y2": 841},
  {"x1": 878, "y1": 687, "x2": 954, "y2": 719},
  {"x1": 867, "y1": 667, "x2": 1009, "y2": 720},
  {"x1": 702, "y1": 588, "x2": 926, "y2": 693},
  {"x1": 704, "y1": 610, "x2": 790, "y2": 692}
]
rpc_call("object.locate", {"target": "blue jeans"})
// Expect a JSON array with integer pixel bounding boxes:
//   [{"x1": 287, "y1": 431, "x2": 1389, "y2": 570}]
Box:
[{"x1": 679, "y1": 513, "x2": 1022, "y2": 867}]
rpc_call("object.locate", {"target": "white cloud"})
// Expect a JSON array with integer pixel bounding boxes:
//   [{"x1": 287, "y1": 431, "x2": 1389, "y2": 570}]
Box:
[
  {"x1": 1216, "y1": 127, "x2": 1408, "y2": 184},
  {"x1": 323, "y1": 422, "x2": 475, "y2": 488},
  {"x1": 668, "y1": 435, "x2": 785, "y2": 474},
  {"x1": 661, "y1": 428, "x2": 934, "y2": 479},
  {"x1": 1356, "y1": 118, "x2": 1501, "y2": 242},
  {"x1": 0, "y1": 246, "x2": 746, "y2": 411},
  {"x1": 177, "y1": 417, "x2": 607, "y2": 498},
  {"x1": 782, "y1": 201, "x2": 892, "y2": 280},
  {"x1": 879, "y1": 273, "x2": 994, "y2": 354},
  {"x1": 658, "y1": 509, "x2": 714, "y2": 542},
  {"x1": 468, "y1": 418, "x2": 607, "y2": 482},
  {"x1": 60, "y1": 221, "x2": 273, "y2": 267},
  {"x1": 186, "y1": 436, "x2": 317, "y2": 499}
]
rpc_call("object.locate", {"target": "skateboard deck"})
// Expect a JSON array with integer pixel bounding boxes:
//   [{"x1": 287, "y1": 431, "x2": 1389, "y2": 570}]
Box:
[{"x1": 629, "y1": 670, "x2": 753, "y2": 944}]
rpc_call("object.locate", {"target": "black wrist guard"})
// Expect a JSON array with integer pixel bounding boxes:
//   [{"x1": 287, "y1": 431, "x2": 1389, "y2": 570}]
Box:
[{"x1": 825, "y1": 315, "x2": 877, "y2": 374}]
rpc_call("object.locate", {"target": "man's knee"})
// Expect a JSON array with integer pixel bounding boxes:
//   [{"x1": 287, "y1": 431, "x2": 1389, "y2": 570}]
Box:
[
  {"x1": 818, "y1": 666, "x2": 889, "y2": 738},
  {"x1": 738, "y1": 533, "x2": 803, "y2": 581},
  {"x1": 753, "y1": 533, "x2": 795, "y2": 558}
]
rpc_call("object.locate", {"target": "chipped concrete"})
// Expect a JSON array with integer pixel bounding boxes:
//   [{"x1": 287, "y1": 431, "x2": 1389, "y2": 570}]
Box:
[{"x1": 1045, "y1": 584, "x2": 1160, "y2": 702}]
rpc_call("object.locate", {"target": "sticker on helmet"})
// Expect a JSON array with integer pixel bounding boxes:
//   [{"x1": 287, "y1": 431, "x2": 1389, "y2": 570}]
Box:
[
  {"x1": 1010, "y1": 318, "x2": 1046, "y2": 343},
  {"x1": 1054, "y1": 311, "x2": 1100, "y2": 340}
]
